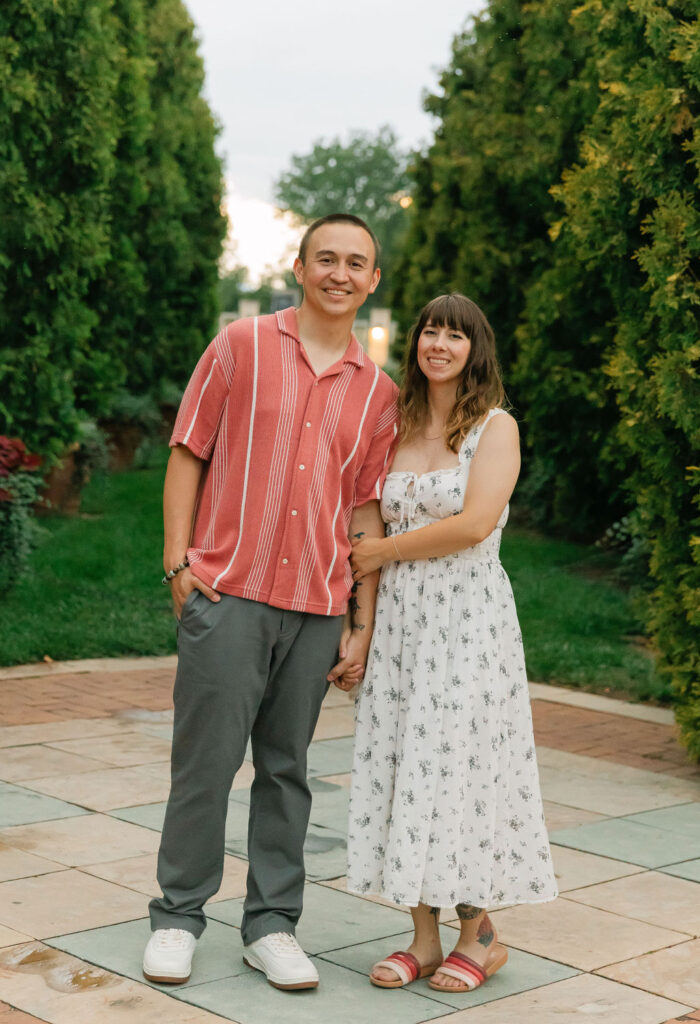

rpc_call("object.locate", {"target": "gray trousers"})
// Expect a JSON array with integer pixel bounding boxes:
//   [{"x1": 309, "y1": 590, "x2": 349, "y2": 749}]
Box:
[{"x1": 149, "y1": 591, "x2": 344, "y2": 945}]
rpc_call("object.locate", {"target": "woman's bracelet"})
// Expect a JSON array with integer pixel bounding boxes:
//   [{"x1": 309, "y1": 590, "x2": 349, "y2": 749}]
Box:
[
  {"x1": 162, "y1": 558, "x2": 189, "y2": 585},
  {"x1": 390, "y1": 535, "x2": 402, "y2": 561}
]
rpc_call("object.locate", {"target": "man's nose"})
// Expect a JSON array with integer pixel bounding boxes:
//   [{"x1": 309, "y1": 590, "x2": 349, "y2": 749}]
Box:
[{"x1": 330, "y1": 262, "x2": 350, "y2": 280}]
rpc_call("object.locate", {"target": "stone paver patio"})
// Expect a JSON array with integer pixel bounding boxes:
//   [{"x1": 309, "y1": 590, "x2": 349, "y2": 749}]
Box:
[{"x1": 0, "y1": 657, "x2": 698, "y2": 1024}]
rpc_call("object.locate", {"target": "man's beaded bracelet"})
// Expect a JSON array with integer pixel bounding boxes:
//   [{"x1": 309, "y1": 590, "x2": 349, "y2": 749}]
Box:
[{"x1": 162, "y1": 559, "x2": 189, "y2": 586}]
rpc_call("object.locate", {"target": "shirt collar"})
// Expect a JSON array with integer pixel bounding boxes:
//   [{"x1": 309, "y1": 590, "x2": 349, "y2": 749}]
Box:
[{"x1": 277, "y1": 307, "x2": 365, "y2": 368}]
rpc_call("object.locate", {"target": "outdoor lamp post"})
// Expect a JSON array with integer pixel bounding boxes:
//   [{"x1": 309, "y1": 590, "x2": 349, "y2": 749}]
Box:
[{"x1": 368, "y1": 323, "x2": 390, "y2": 367}]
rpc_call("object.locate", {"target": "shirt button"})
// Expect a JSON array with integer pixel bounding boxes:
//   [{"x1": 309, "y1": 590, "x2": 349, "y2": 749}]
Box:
[
  {"x1": 305, "y1": 422, "x2": 311, "y2": 428},
  {"x1": 291, "y1": 510, "x2": 298, "y2": 516},
  {"x1": 299, "y1": 464, "x2": 305, "y2": 470},
  {"x1": 282, "y1": 558, "x2": 288, "y2": 565}
]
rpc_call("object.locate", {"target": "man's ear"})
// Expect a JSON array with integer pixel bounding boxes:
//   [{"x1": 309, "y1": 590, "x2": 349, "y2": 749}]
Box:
[
  {"x1": 368, "y1": 267, "x2": 381, "y2": 294},
  {"x1": 292, "y1": 256, "x2": 304, "y2": 285}
]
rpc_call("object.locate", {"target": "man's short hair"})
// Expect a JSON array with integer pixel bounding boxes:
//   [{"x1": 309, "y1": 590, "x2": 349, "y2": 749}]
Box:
[{"x1": 298, "y1": 213, "x2": 381, "y2": 268}]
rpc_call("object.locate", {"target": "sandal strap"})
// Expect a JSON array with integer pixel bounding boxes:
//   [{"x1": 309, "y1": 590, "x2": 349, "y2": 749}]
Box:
[
  {"x1": 444, "y1": 950, "x2": 487, "y2": 983},
  {"x1": 373, "y1": 951, "x2": 420, "y2": 984},
  {"x1": 435, "y1": 963, "x2": 481, "y2": 989}
]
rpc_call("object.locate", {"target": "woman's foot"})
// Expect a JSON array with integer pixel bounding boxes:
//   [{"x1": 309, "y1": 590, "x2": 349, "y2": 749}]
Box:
[{"x1": 430, "y1": 914, "x2": 505, "y2": 990}]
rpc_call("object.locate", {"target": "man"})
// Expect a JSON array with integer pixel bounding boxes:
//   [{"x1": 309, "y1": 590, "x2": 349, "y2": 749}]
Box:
[{"x1": 143, "y1": 214, "x2": 398, "y2": 991}]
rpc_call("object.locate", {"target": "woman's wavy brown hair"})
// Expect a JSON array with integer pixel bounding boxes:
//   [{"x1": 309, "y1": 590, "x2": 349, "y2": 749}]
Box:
[{"x1": 398, "y1": 293, "x2": 505, "y2": 452}]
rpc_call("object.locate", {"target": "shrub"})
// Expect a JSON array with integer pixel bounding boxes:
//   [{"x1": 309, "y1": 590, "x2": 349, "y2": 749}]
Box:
[
  {"x1": 0, "y1": 0, "x2": 120, "y2": 462},
  {"x1": 524, "y1": 0, "x2": 700, "y2": 753},
  {"x1": 0, "y1": 437, "x2": 44, "y2": 591},
  {"x1": 0, "y1": 0, "x2": 225, "y2": 463}
]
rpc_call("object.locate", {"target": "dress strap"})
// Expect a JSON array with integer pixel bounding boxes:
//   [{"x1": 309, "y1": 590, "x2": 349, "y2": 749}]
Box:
[{"x1": 458, "y1": 408, "x2": 507, "y2": 463}]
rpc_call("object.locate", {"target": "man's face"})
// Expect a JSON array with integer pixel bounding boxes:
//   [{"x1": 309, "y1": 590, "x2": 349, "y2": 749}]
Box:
[{"x1": 294, "y1": 223, "x2": 381, "y2": 318}]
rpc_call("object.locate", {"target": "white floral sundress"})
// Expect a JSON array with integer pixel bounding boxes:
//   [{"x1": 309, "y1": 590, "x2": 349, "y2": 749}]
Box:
[{"x1": 347, "y1": 409, "x2": 558, "y2": 909}]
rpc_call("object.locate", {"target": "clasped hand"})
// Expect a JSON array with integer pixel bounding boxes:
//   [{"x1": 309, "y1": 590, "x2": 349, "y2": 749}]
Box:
[{"x1": 350, "y1": 535, "x2": 387, "y2": 581}]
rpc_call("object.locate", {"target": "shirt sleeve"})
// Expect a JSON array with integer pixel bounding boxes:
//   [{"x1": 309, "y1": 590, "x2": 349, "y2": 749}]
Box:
[
  {"x1": 169, "y1": 330, "x2": 233, "y2": 460},
  {"x1": 354, "y1": 394, "x2": 400, "y2": 507}
]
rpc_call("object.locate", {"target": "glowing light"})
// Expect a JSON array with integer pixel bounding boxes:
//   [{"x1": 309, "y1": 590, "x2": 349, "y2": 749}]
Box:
[
  {"x1": 399, "y1": 195, "x2": 413, "y2": 209},
  {"x1": 368, "y1": 325, "x2": 390, "y2": 367}
]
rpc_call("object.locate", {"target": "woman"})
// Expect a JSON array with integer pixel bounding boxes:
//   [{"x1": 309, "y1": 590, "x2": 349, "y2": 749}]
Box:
[{"x1": 346, "y1": 294, "x2": 557, "y2": 993}]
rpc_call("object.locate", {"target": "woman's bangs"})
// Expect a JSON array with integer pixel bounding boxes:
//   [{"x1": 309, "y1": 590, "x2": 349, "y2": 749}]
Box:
[{"x1": 423, "y1": 294, "x2": 477, "y2": 338}]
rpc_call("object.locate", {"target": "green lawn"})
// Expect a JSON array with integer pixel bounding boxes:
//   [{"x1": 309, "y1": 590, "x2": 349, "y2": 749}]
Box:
[
  {"x1": 2, "y1": 451, "x2": 667, "y2": 704},
  {"x1": 2, "y1": 452, "x2": 176, "y2": 666},
  {"x1": 501, "y1": 530, "x2": 665, "y2": 702}
]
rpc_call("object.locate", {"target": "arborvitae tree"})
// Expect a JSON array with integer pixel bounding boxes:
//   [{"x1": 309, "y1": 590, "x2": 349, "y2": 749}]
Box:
[
  {"x1": 78, "y1": 0, "x2": 152, "y2": 419},
  {"x1": 127, "y1": 0, "x2": 226, "y2": 395},
  {"x1": 0, "y1": 0, "x2": 120, "y2": 459},
  {"x1": 0, "y1": 0, "x2": 225, "y2": 456},
  {"x1": 536, "y1": 0, "x2": 700, "y2": 754}
]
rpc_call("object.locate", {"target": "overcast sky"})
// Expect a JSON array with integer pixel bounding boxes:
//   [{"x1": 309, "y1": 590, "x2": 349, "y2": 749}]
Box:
[{"x1": 183, "y1": 0, "x2": 486, "y2": 278}]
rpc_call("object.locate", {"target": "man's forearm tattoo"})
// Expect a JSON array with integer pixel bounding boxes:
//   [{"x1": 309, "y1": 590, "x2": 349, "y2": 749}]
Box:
[
  {"x1": 352, "y1": 531, "x2": 366, "y2": 539},
  {"x1": 455, "y1": 904, "x2": 482, "y2": 921},
  {"x1": 349, "y1": 580, "x2": 363, "y2": 617}
]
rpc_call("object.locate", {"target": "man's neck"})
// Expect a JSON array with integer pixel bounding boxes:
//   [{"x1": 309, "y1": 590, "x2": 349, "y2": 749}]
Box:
[{"x1": 296, "y1": 301, "x2": 356, "y2": 352}]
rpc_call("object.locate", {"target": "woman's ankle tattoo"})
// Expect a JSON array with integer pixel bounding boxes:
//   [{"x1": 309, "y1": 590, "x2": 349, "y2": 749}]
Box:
[
  {"x1": 476, "y1": 914, "x2": 494, "y2": 948},
  {"x1": 455, "y1": 903, "x2": 482, "y2": 921}
]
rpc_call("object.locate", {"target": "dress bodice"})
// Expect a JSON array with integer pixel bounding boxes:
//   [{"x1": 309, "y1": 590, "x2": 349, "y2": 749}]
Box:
[{"x1": 380, "y1": 408, "x2": 509, "y2": 562}]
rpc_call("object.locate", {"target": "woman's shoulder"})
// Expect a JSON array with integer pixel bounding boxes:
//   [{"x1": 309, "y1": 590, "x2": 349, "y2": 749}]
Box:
[
  {"x1": 483, "y1": 408, "x2": 518, "y2": 432},
  {"x1": 464, "y1": 408, "x2": 517, "y2": 439},
  {"x1": 459, "y1": 409, "x2": 518, "y2": 459}
]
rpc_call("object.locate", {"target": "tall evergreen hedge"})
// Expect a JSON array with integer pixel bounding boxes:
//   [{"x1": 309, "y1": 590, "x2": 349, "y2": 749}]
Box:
[
  {"x1": 534, "y1": 0, "x2": 700, "y2": 753},
  {"x1": 0, "y1": 0, "x2": 225, "y2": 459},
  {"x1": 0, "y1": 0, "x2": 120, "y2": 460},
  {"x1": 126, "y1": 0, "x2": 225, "y2": 396},
  {"x1": 396, "y1": 0, "x2": 700, "y2": 754}
]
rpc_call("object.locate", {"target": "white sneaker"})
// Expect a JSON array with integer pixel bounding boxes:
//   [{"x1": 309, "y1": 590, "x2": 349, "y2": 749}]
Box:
[
  {"x1": 243, "y1": 931, "x2": 319, "y2": 990},
  {"x1": 143, "y1": 928, "x2": 197, "y2": 983}
]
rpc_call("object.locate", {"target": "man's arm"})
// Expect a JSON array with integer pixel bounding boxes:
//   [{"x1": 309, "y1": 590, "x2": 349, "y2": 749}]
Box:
[
  {"x1": 327, "y1": 499, "x2": 384, "y2": 687},
  {"x1": 163, "y1": 445, "x2": 219, "y2": 617},
  {"x1": 346, "y1": 499, "x2": 384, "y2": 637}
]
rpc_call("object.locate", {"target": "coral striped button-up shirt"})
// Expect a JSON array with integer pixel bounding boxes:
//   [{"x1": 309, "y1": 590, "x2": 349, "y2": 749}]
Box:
[{"x1": 170, "y1": 308, "x2": 399, "y2": 616}]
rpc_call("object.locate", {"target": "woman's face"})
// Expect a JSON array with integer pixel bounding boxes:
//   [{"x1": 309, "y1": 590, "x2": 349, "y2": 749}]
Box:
[{"x1": 416, "y1": 321, "x2": 471, "y2": 385}]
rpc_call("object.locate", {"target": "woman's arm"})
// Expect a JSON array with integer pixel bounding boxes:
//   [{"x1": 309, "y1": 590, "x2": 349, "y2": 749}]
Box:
[{"x1": 350, "y1": 414, "x2": 520, "y2": 577}]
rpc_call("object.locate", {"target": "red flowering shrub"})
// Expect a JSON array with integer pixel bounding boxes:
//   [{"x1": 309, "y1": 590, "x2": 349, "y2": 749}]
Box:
[{"x1": 0, "y1": 437, "x2": 42, "y2": 502}]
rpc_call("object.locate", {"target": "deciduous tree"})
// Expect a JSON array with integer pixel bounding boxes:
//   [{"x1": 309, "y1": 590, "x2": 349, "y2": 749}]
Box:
[{"x1": 274, "y1": 127, "x2": 411, "y2": 306}]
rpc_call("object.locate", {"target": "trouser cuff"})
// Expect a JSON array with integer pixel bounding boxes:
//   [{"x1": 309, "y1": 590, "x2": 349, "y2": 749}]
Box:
[
  {"x1": 241, "y1": 912, "x2": 297, "y2": 947},
  {"x1": 149, "y1": 904, "x2": 206, "y2": 939}
]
